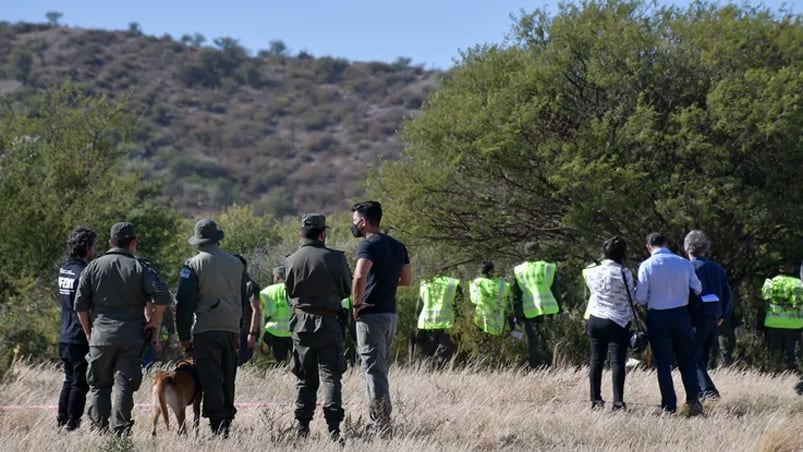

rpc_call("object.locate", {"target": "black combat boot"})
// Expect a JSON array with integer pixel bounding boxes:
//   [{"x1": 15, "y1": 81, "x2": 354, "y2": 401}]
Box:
[{"x1": 296, "y1": 420, "x2": 310, "y2": 439}]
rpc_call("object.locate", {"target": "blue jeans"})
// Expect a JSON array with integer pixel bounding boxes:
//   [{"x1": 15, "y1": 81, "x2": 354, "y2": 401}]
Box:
[
  {"x1": 647, "y1": 307, "x2": 700, "y2": 411},
  {"x1": 695, "y1": 317, "x2": 720, "y2": 397},
  {"x1": 356, "y1": 312, "x2": 397, "y2": 431}
]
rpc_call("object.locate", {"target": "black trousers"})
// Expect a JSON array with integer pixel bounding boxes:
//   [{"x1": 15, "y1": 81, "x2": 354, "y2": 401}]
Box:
[
  {"x1": 587, "y1": 316, "x2": 629, "y2": 404},
  {"x1": 416, "y1": 329, "x2": 455, "y2": 368},
  {"x1": 263, "y1": 332, "x2": 292, "y2": 363},
  {"x1": 647, "y1": 307, "x2": 699, "y2": 411},
  {"x1": 194, "y1": 331, "x2": 239, "y2": 430},
  {"x1": 766, "y1": 327, "x2": 802, "y2": 373},
  {"x1": 695, "y1": 317, "x2": 720, "y2": 396},
  {"x1": 58, "y1": 342, "x2": 89, "y2": 429}
]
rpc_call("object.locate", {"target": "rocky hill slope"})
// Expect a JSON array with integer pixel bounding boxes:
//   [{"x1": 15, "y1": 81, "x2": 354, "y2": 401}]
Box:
[{"x1": 0, "y1": 22, "x2": 444, "y2": 216}]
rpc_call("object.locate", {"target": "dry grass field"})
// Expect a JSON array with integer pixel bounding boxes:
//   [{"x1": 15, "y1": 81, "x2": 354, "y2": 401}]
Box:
[{"x1": 1, "y1": 359, "x2": 802, "y2": 451}]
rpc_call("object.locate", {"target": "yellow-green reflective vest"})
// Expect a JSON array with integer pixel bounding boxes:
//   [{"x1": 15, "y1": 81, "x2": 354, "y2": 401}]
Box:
[
  {"x1": 469, "y1": 277, "x2": 510, "y2": 335},
  {"x1": 514, "y1": 261, "x2": 559, "y2": 318},
  {"x1": 342, "y1": 297, "x2": 352, "y2": 310},
  {"x1": 761, "y1": 275, "x2": 803, "y2": 329},
  {"x1": 260, "y1": 283, "x2": 292, "y2": 338},
  {"x1": 418, "y1": 276, "x2": 460, "y2": 330}
]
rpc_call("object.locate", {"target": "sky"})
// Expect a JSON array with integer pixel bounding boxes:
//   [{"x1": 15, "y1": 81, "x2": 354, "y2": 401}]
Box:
[{"x1": 1, "y1": 0, "x2": 799, "y2": 70}]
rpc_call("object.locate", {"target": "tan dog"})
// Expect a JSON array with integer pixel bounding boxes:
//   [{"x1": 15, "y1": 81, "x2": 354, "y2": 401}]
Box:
[{"x1": 150, "y1": 358, "x2": 203, "y2": 436}]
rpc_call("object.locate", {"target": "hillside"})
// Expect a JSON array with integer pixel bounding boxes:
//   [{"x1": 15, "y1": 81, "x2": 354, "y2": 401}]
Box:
[
  {"x1": 0, "y1": 22, "x2": 445, "y2": 216},
  {"x1": 1, "y1": 361, "x2": 802, "y2": 450}
]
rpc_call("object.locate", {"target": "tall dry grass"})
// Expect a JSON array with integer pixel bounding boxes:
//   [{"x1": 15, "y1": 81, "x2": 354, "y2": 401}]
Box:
[{"x1": 0, "y1": 360, "x2": 801, "y2": 451}]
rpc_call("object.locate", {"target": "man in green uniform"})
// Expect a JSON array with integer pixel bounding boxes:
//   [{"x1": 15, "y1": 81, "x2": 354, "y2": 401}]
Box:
[
  {"x1": 75, "y1": 222, "x2": 171, "y2": 436},
  {"x1": 285, "y1": 213, "x2": 351, "y2": 442},
  {"x1": 176, "y1": 218, "x2": 247, "y2": 437},
  {"x1": 259, "y1": 266, "x2": 292, "y2": 363}
]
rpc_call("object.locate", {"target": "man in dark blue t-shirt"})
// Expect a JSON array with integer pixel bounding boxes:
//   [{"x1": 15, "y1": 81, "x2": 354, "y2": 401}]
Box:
[
  {"x1": 350, "y1": 201, "x2": 411, "y2": 438},
  {"x1": 57, "y1": 225, "x2": 97, "y2": 431}
]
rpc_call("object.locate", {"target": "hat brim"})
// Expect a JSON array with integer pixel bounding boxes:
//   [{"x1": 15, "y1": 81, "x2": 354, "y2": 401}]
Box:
[{"x1": 188, "y1": 230, "x2": 224, "y2": 246}]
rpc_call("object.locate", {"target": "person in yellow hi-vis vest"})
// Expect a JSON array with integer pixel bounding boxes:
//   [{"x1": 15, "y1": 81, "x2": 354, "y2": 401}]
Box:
[
  {"x1": 757, "y1": 261, "x2": 803, "y2": 373},
  {"x1": 259, "y1": 266, "x2": 292, "y2": 363},
  {"x1": 415, "y1": 275, "x2": 462, "y2": 367},
  {"x1": 469, "y1": 262, "x2": 512, "y2": 336},
  {"x1": 511, "y1": 260, "x2": 560, "y2": 368}
]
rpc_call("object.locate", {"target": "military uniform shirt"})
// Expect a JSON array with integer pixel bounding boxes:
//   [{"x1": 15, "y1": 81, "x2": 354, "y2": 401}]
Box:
[{"x1": 74, "y1": 248, "x2": 171, "y2": 346}]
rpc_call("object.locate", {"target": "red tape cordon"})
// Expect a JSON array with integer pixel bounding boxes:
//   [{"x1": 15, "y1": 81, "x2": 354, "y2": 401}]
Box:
[{"x1": 0, "y1": 401, "x2": 292, "y2": 411}]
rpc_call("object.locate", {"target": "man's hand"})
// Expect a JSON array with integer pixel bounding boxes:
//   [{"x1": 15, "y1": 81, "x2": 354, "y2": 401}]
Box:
[
  {"x1": 717, "y1": 318, "x2": 725, "y2": 327},
  {"x1": 247, "y1": 334, "x2": 257, "y2": 350},
  {"x1": 352, "y1": 303, "x2": 375, "y2": 321}
]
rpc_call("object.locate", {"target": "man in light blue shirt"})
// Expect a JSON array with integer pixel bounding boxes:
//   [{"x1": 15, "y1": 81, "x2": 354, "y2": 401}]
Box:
[{"x1": 635, "y1": 232, "x2": 703, "y2": 416}]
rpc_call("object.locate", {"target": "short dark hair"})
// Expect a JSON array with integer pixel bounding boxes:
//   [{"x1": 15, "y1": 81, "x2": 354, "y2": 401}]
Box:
[
  {"x1": 603, "y1": 236, "x2": 627, "y2": 264},
  {"x1": 67, "y1": 225, "x2": 96, "y2": 259},
  {"x1": 114, "y1": 236, "x2": 136, "y2": 249},
  {"x1": 301, "y1": 226, "x2": 325, "y2": 240},
  {"x1": 480, "y1": 261, "x2": 494, "y2": 276},
  {"x1": 351, "y1": 200, "x2": 382, "y2": 226},
  {"x1": 646, "y1": 232, "x2": 667, "y2": 247}
]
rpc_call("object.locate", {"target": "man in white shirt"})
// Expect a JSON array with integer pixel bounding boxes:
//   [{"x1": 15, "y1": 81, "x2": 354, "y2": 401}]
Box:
[{"x1": 635, "y1": 232, "x2": 703, "y2": 416}]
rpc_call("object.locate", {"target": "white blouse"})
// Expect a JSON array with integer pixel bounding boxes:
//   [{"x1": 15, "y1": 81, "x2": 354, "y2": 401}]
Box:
[{"x1": 583, "y1": 259, "x2": 635, "y2": 328}]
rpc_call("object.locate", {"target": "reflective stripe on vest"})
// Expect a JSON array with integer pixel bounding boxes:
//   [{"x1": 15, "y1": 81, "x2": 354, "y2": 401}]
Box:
[
  {"x1": 260, "y1": 283, "x2": 292, "y2": 338},
  {"x1": 417, "y1": 276, "x2": 460, "y2": 330},
  {"x1": 763, "y1": 276, "x2": 803, "y2": 329},
  {"x1": 469, "y1": 277, "x2": 510, "y2": 335},
  {"x1": 514, "y1": 261, "x2": 559, "y2": 318}
]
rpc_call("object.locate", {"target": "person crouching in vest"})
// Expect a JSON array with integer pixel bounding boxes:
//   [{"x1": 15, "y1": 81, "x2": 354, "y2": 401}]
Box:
[
  {"x1": 176, "y1": 218, "x2": 246, "y2": 437},
  {"x1": 511, "y1": 260, "x2": 560, "y2": 368},
  {"x1": 415, "y1": 275, "x2": 461, "y2": 368},
  {"x1": 757, "y1": 261, "x2": 803, "y2": 373},
  {"x1": 259, "y1": 266, "x2": 292, "y2": 363}
]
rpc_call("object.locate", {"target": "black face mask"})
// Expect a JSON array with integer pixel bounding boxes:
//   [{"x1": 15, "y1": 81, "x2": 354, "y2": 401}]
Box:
[{"x1": 350, "y1": 223, "x2": 364, "y2": 238}]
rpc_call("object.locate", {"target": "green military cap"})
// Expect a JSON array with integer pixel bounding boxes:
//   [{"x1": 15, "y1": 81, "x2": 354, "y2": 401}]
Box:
[
  {"x1": 301, "y1": 213, "x2": 329, "y2": 229},
  {"x1": 188, "y1": 218, "x2": 224, "y2": 246},
  {"x1": 110, "y1": 222, "x2": 136, "y2": 242}
]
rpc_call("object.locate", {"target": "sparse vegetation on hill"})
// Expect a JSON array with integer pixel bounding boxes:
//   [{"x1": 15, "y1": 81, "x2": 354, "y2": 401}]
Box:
[{"x1": 0, "y1": 20, "x2": 443, "y2": 216}]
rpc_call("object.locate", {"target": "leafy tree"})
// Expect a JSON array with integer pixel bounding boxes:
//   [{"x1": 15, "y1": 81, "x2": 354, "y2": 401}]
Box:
[
  {"x1": 370, "y1": 1, "x2": 802, "y2": 363},
  {"x1": 0, "y1": 84, "x2": 183, "y2": 357},
  {"x1": 191, "y1": 33, "x2": 206, "y2": 47},
  {"x1": 45, "y1": 11, "x2": 62, "y2": 26},
  {"x1": 267, "y1": 39, "x2": 287, "y2": 57},
  {"x1": 128, "y1": 22, "x2": 142, "y2": 35}
]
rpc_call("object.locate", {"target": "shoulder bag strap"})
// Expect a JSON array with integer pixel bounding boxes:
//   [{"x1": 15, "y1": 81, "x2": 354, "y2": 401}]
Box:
[{"x1": 620, "y1": 267, "x2": 646, "y2": 332}]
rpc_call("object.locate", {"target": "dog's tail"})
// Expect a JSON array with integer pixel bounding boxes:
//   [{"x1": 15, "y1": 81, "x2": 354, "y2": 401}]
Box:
[
  {"x1": 151, "y1": 373, "x2": 173, "y2": 435},
  {"x1": 158, "y1": 375, "x2": 173, "y2": 429}
]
